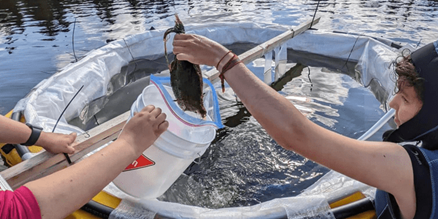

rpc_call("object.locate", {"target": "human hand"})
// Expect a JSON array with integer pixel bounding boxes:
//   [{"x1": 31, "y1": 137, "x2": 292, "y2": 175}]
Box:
[
  {"x1": 173, "y1": 34, "x2": 230, "y2": 68},
  {"x1": 118, "y1": 105, "x2": 168, "y2": 155},
  {"x1": 36, "y1": 132, "x2": 77, "y2": 154}
]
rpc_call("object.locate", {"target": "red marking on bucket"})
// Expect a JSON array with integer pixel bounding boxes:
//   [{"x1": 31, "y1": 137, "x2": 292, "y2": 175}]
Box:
[{"x1": 124, "y1": 155, "x2": 155, "y2": 171}]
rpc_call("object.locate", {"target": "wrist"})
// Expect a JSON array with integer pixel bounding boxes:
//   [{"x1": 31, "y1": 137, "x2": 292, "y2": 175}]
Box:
[
  {"x1": 214, "y1": 48, "x2": 231, "y2": 69},
  {"x1": 217, "y1": 52, "x2": 241, "y2": 93},
  {"x1": 35, "y1": 131, "x2": 48, "y2": 147},
  {"x1": 115, "y1": 138, "x2": 143, "y2": 157},
  {"x1": 217, "y1": 52, "x2": 235, "y2": 73},
  {"x1": 22, "y1": 123, "x2": 43, "y2": 146}
]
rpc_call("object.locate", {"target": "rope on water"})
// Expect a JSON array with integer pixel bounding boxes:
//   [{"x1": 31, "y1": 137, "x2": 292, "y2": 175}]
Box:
[
  {"x1": 310, "y1": 0, "x2": 321, "y2": 28},
  {"x1": 416, "y1": 38, "x2": 422, "y2": 48},
  {"x1": 72, "y1": 17, "x2": 78, "y2": 62},
  {"x1": 52, "y1": 85, "x2": 84, "y2": 165},
  {"x1": 307, "y1": 67, "x2": 313, "y2": 92}
]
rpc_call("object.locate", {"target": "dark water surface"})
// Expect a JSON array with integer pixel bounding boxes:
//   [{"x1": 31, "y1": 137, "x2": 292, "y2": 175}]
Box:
[
  {"x1": 1, "y1": 0, "x2": 438, "y2": 208},
  {"x1": 160, "y1": 56, "x2": 388, "y2": 208}
]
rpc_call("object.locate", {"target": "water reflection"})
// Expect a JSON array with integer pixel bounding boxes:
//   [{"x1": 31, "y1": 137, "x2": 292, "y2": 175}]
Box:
[
  {"x1": 0, "y1": 0, "x2": 283, "y2": 40},
  {"x1": 0, "y1": 0, "x2": 437, "y2": 119},
  {"x1": 1, "y1": 0, "x2": 437, "y2": 40},
  {"x1": 0, "y1": 0, "x2": 70, "y2": 37},
  {"x1": 93, "y1": 0, "x2": 117, "y2": 25}
]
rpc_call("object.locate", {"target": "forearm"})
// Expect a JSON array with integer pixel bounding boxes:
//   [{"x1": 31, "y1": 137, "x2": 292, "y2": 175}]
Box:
[
  {"x1": 24, "y1": 139, "x2": 138, "y2": 219},
  {"x1": 0, "y1": 115, "x2": 32, "y2": 144}
]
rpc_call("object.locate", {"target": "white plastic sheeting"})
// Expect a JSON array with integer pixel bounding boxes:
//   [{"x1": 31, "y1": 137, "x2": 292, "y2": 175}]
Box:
[
  {"x1": 13, "y1": 22, "x2": 290, "y2": 134},
  {"x1": 263, "y1": 44, "x2": 288, "y2": 84},
  {"x1": 106, "y1": 181, "x2": 334, "y2": 219},
  {"x1": 0, "y1": 174, "x2": 12, "y2": 191},
  {"x1": 14, "y1": 21, "x2": 399, "y2": 135},
  {"x1": 105, "y1": 171, "x2": 375, "y2": 219},
  {"x1": 12, "y1": 21, "x2": 407, "y2": 218}
]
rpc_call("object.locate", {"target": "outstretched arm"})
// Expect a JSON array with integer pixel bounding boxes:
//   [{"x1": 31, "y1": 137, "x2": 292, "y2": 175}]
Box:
[
  {"x1": 173, "y1": 34, "x2": 415, "y2": 218},
  {"x1": 24, "y1": 105, "x2": 168, "y2": 219},
  {"x1": 0, "y1": 115, "x2": 76, "y2": 154}
]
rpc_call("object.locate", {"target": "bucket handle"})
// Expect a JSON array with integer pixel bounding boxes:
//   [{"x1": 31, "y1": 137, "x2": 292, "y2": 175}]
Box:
[{"x1": 192, "y1": 152, "x2": 203, "y2": 164}]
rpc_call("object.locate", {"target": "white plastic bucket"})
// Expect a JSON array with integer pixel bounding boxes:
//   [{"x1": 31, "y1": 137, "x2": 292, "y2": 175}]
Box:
[{"x1": 113, "y1": 84, "x2": 216, "y2": 199}]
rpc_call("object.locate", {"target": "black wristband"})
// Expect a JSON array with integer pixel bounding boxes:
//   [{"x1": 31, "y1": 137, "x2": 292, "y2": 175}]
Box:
[{"x1": 22, "y1": 123, "x2": 43, "y2": 146}]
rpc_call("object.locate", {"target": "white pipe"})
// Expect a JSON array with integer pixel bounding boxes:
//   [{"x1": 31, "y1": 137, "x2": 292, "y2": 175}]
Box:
[{"x1": 357, "y1": 108, "x2": 395, "y2": 141}]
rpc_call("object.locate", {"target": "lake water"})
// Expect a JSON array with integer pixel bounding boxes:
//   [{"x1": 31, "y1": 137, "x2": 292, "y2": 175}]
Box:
[
  {"x1": 1, "y1": 0, "x2": 437, "y2": 115},
  {"x1": 159, "y1": 53, "x2": 388, "y2": 208},
  {"x1": 1, "y1": 0, "x2": 438, "y2": 208}
]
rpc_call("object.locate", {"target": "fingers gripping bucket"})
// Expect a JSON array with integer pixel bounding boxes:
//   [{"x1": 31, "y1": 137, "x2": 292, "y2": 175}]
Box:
[{"x1": 113, "y1": 75, "x2": 223, "y2": 199}]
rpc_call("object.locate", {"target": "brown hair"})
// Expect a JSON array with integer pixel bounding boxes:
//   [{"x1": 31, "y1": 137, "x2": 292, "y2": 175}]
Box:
[{"x1": 395, "y1": 56, "x2": 424, "y2": 101}]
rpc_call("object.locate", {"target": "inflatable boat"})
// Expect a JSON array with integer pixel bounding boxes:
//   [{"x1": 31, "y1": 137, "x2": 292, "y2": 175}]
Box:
[{"x1": 0, "y1": 17, "x2": 407, "y2": 218}]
